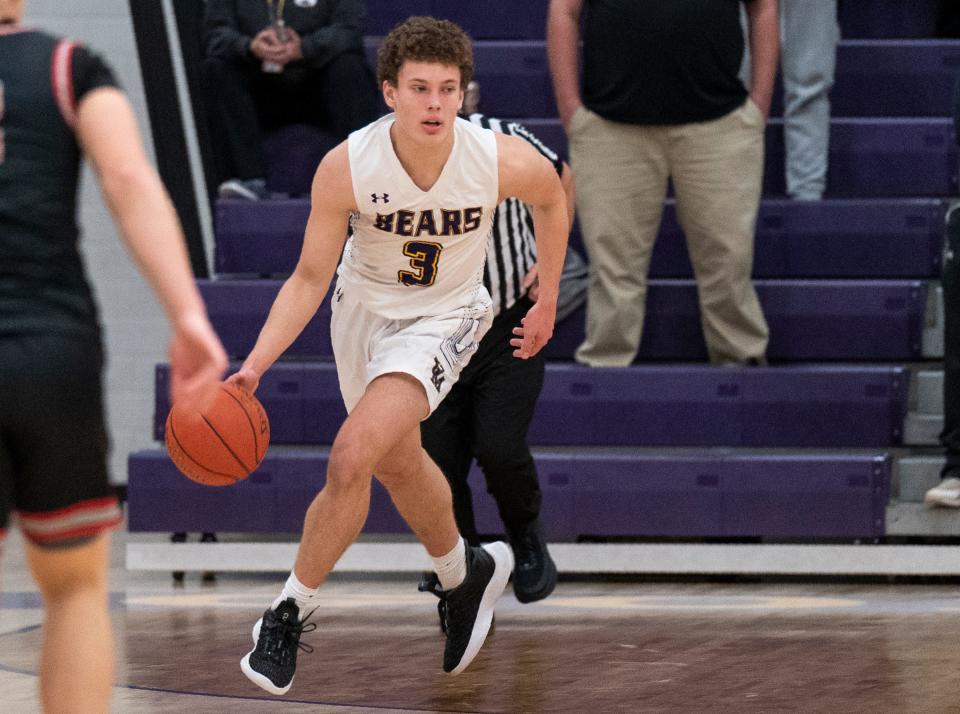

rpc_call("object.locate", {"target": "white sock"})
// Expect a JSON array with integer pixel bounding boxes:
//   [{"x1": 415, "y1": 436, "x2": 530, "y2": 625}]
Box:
[
  {"x1": 271, "y1": 571, "x2": 321, "y2": 613},
  {"x1": 431, "y1": 537, "x2": 468, "y2": 591}
]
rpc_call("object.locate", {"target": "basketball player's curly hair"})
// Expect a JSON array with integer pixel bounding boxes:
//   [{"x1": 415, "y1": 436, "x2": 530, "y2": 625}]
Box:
[{"x1": 377, "y1": 16, "x2": 474, "y2": 89}]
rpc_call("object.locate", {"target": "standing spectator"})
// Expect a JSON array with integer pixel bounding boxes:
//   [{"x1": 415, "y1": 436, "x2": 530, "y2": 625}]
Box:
[
  {"x1": 419, "y1": 109, "x2": 578, "y2": 614},
  {"x1": 547, "y1": 0, "x2": 776, "y2": 367},
  {"x1": 779, "y1": 1, "x2": 839, "y2": 200},
  {"x1": 924, "y1": 203, "x2": 960, "y2": 507},
  {"x1": 0, "y1": 5, "x2": 228, "y2": 712},
  {"x1": 202, "y1": 0, "x2": 379, "y2": 200},
  {"x1": 924, "y1": 74, "x2": 960, "y2": 508}
]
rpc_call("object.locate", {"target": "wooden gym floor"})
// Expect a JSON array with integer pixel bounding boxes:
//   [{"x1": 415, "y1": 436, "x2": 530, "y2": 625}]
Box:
[{"x1": 3, "y1": 527, "x2": 960, "y2": 713}]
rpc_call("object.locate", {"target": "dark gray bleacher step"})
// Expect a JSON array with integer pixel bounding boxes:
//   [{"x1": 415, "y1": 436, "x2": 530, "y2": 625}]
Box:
[
  {"x1": 886, "y1": 502, "x2": 960, "y2": 536},
  {"x1": 214, "y1": 198, "x2": 944, "y2": 280},
  {"x1": 197, "y1": 279, "x2": 927, "y2": 362},
  {"x1": 924, "y1": 285, "x2": 945, "y2": 359},
  {"x1": 914, "y1": 370, "x2": 944, "y2": 414},
  {"x1": 155, "y1": 362, "x2": 908, "y2": 448},
  {"x1": 902, "y1": 369, "x2": 945, "y2": 446},
  {"x1": 259, "y1": 119, "x2": 958, "y2": 199},
  {"x1": 127, "y1": 448, "x2": 890, "y2": 539},
  {"x1": 363, "y1": 39, "x2": 960, "y2": 118},
  {"x1": 897, "y1": 455, "x2": 946, "y2": 502},
  {"x1": 904, "y1": 413, "x2": 944, "y2": 446}
]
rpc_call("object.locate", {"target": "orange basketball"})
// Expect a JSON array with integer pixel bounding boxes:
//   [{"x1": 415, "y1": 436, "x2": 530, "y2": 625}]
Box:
[{"x1": 164, "y1": 382, "x2": 270, "y2": 487}]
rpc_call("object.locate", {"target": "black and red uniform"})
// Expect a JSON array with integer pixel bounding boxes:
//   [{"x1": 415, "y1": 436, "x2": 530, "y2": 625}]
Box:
[{"x1": 0, "y1": 25, "x2": 123, "y2": 545}]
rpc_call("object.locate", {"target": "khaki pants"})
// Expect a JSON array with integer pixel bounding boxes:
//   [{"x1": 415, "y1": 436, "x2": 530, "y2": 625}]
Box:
[{"x1": 569, "y1": 101, "x2": 769, "y2": 366}]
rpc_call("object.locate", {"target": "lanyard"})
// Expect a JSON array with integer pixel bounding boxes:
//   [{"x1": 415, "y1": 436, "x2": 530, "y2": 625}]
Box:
[{"x1": 266, "y1": 0, "x2": 286, "y2": 24}]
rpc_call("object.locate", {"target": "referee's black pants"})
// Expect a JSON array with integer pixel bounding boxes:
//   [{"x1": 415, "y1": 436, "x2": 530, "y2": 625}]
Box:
[{"x1": 421, "y1": 296, "x2": 545, "y2": 547}]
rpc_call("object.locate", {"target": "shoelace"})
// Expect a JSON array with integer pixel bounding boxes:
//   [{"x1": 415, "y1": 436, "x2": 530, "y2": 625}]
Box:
[
  {"x1": 418, "y1": 573, "x2": 448, "y2": 634},
  {"x1": 262, "y1": 607, "x2": 318, "y2": 662}
]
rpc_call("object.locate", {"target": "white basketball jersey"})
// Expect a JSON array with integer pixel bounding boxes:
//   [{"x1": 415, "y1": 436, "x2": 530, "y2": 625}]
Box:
[{"x1": 338, "y1": 113, "x2": 499, "y2": 320}]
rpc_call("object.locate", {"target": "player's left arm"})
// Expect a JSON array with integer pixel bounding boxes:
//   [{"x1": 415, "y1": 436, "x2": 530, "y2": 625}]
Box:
[{"x1": 496, "y1": 132, "x2": 569, "y2": 358}]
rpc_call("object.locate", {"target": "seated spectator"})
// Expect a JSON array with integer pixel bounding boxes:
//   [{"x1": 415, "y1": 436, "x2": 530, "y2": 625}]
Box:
[{"x1": 202, "y1": 0, "x2": 379, "y2": 200}]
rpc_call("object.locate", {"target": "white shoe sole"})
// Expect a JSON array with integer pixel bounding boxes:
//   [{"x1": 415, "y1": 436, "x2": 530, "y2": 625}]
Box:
[
  {"x1": 447, "y1": 541, "x2": 514, "y2": 676},
  {"x1": 240, "y1": 617, "x2": 293, "y2": 695}
]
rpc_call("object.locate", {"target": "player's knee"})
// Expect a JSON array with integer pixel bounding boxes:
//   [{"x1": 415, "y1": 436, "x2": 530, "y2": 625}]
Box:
[
  {"x1": 28, "y1": 539, "x2": 108, "y2": 603},
  {"x1": 326, "y1": 441, "x2": 374, "y2": 493},
  {"x1": 373, "y1": 461, "x2": 417, "y2": 491}
]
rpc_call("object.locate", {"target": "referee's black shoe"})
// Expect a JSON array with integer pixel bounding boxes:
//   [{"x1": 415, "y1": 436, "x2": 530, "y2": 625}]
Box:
[
  {"x1": 509, "y1": 519, "x2": 558, "y2": 603},
  {"x1": 442, "y1": 541, "x2": 513, "y2": 674}
]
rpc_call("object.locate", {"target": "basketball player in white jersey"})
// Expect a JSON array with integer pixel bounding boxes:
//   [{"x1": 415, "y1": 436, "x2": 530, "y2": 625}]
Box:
[{"x1": 230, "y1": 16, "x2": 569, "y2": 695}]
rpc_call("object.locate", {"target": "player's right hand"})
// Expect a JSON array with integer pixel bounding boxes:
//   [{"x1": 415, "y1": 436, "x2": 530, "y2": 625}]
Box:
[{"x1": 226, "y1": 365, "x2": 261, "y2": 396}]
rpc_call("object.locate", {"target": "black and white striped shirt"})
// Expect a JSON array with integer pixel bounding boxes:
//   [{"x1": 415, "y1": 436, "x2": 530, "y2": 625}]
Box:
[{"x1": 465, "y1": 113, "x2": 564, "y2": 317}]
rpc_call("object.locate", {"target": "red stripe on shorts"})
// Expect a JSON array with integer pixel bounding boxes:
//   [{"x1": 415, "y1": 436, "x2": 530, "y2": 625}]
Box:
[{"x1": 18, "y1": 496, "x2": 121, "y2": 544}]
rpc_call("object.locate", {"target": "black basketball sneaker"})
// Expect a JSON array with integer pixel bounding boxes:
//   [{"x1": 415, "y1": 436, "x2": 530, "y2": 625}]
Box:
[
  {"x1": 509, "y1": 519, "x2": 558, "y2": 603},
  {"x1": 240, "y1": 598, "x2": 316, "y2": 695},
  {"x1": 442, "y1": 541, "x2": 513, "y2": 675}
]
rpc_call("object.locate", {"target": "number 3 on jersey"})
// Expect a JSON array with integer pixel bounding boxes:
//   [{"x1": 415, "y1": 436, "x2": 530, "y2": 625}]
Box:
[{"x1": 398, "y1": 240, "x2": 442, "y2": 286}]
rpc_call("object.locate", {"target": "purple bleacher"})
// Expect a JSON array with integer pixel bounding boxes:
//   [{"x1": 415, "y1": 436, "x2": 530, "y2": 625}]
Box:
[
  {"x1": 155, "y1": 363, "x2": 315, "y2": 443},
  {"x1": 126, "y1": 449, "x2": 407, "y2": 535},
  {"x1": 258, "y1": 116, "x2": 958, "y2": 199},
  {"x1": 531, "y1": 364, "x2": 906, "y2": 447},
  {"x1": 199, "y1": 279, "x2": 926, "y2": 362},
  {"x1": 806, "y1": 41, "x2": 960, "y2": 118},
  {"x1": 569, "y1": 453, "x2": 889, "y2": 539},
  {"x1": 127, "y1": 449, "x2": 889, "y2": 538},
  {"x1": 215, "y1": 198, "x2": 943, "y2": 279},
  {"x1": 365, "y1": 40, "x2": 960, "y2": 119},
  {"x1": 197, "y1": 280, "x2": 333, "y2": 357},
  {"x1": 215, "y1": 199, "x2": 309, "y2": 275},
  {"x1": 739, "y1": 367, "x2": 907, "y2": 447},
  {"x1": 155, "y1": 363, "x2": 907, "y2": 448},
  {"x1": 838, "y1": 0, "x2": 939, "y2": 39},
  {"x1": 364, "y1": 0, "x2": 938, "y2": 42},
  {"x1": 543, "y1": 279, "x2": 926, "y2": 362},
  {"x1": 262, "y1": 124, "x2": 338, "y2": 198},
  {"x1": 517, "y1": 118, "x2": 959, "y2": 198},
  {"x1": 362, "y1": 0, "x2": 548, "y2": 40}
]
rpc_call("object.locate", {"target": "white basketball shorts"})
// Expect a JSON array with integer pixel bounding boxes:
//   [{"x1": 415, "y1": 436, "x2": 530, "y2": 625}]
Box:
[{"x1": 329, "y1": 279, "x2": 493, "y2": 416}]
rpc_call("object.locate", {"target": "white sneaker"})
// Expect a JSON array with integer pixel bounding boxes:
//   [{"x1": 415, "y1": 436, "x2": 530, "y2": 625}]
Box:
[{"x1": 924, "y1": 477, "x2": 960, "y2": 508}]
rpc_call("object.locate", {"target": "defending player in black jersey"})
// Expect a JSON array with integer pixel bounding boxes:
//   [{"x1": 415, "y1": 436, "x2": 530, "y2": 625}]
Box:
[{"x1": 0, "y1": 3, "x2": 227, "y2": 711}]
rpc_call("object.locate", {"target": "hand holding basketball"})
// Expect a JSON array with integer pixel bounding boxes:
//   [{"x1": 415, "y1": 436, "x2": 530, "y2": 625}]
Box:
[{"x1": 165, "y1": 381, "x2": 270, "y2": 486}]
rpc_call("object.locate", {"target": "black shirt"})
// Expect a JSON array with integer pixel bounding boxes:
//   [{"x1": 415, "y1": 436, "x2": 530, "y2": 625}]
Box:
[
  {"x1": 203, "y1": 0, "x2": 366, "y2": 70},
  {"x1": 0, "y1": 29, "x2": 119, "y2": 337},
  {"x1": 582, "y1": 0, "x2": 750, "y2": 125}
]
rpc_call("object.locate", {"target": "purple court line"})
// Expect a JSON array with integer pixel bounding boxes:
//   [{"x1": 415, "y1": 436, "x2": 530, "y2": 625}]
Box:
[{"x1": 0, "y1": 623, "x2": 505, "y2": 714}]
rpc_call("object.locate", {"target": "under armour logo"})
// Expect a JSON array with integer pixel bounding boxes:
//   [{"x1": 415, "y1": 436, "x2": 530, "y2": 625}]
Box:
[
  {"x1": 371, "y1": 193, "x2": 390, "y2": 204},
  {"x1": 430, "y1": 357, "x2": 445, "y2": 392}
]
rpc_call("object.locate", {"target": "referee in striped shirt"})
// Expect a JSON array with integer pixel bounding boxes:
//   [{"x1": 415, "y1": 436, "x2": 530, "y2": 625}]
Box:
[{"x1": 420, "y1": 99, "x2": 577, "y2": 607}]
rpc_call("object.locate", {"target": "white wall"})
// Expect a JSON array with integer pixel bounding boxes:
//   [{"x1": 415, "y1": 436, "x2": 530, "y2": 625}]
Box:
[{"x1": 25, "y1": 0, "x2": 170, "y2": 484}]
